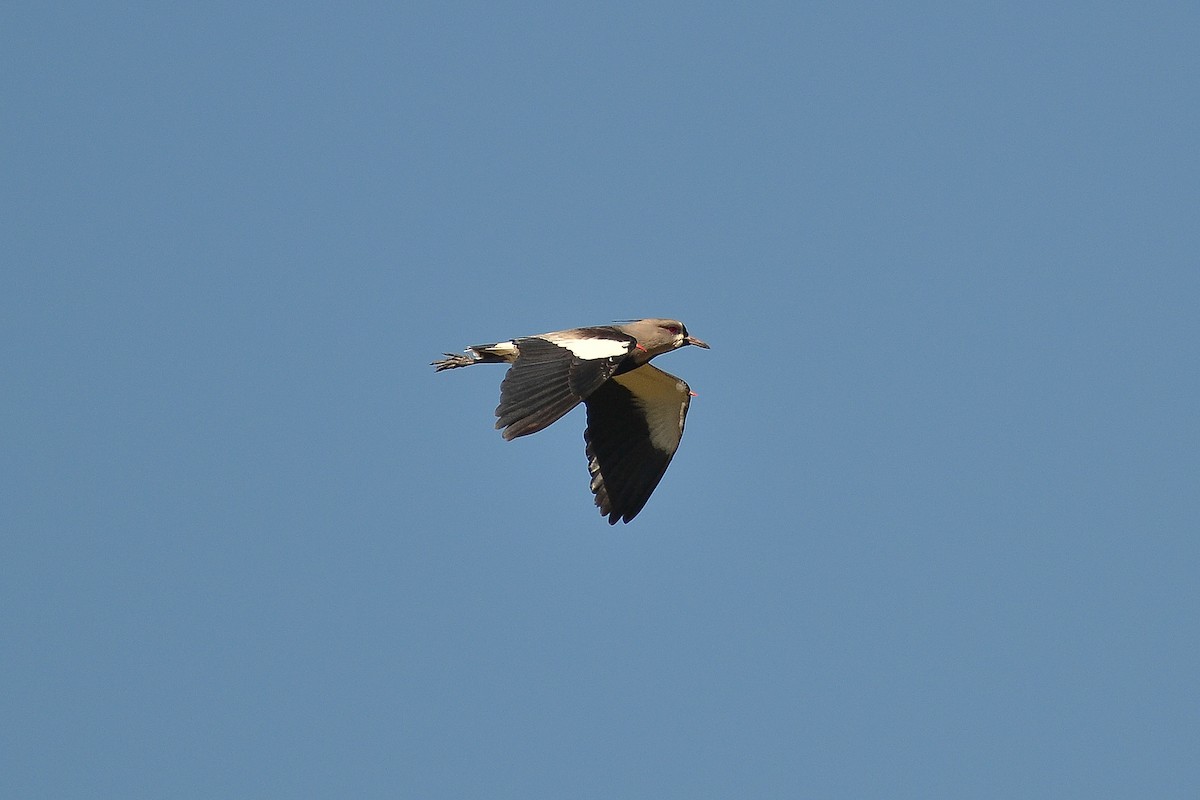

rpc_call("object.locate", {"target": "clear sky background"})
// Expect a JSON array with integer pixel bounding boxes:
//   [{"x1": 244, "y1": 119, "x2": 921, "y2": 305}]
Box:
[{"x1": 3, "y1": 2, "x2": 1198, "y2": 797}]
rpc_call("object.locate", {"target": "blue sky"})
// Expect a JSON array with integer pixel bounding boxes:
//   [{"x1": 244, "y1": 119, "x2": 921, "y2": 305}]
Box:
[{"x1": 3, "y1": 2, "x2": 1198, "y2": 797}]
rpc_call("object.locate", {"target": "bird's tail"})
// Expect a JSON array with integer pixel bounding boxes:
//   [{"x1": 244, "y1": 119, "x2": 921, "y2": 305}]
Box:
[{"x1": 431, "y1": 340, "x2": 518, "y2": 371}]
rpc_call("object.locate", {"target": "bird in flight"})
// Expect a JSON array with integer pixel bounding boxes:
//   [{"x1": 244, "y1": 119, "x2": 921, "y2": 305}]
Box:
[{"x1": 433, "y1": 318, "x2": 709, "y2": 524}]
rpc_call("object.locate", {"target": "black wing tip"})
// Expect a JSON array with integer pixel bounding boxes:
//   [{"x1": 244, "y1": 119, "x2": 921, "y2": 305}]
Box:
[
  {"x1": 601, "y1": 506, "x2": 629, "y2": 525},
  {"x1": 596, "y1": 493, "x2": 646, "y2": 524}
]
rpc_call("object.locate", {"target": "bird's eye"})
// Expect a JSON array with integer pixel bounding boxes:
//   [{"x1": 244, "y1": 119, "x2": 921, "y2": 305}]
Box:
[{"x1": 664, "y1": 324, "x2": 680, "y2": 334}]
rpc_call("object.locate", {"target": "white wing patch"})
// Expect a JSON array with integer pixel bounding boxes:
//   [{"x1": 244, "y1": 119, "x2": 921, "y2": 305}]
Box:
[{"x1": 541, "y1": 332, "x2": 633, "y2": 361}]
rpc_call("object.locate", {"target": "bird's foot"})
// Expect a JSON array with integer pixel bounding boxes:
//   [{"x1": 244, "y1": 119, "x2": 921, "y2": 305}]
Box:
[{"x1": 431, "y1": 352, "x2": 478, "y2": 371}]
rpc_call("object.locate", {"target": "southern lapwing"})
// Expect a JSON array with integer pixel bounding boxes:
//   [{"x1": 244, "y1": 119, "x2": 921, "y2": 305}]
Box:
[{"x1": 433, "y1": 318, "x2": 710, "y2": 524}]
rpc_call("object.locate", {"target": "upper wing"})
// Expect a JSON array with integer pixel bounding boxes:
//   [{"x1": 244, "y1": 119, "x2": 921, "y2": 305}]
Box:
[
  {"x1": 495, "y1": 333, "x2": 634, "y2": 440},
  {"x1": 583, "y1": 363, "x2": 692, "y2": 524}
]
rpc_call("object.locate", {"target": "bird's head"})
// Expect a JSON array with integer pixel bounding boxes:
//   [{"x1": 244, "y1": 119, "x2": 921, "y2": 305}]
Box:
[{"x1": 620, "y1": 318, "x2": 710, "y2": 360}]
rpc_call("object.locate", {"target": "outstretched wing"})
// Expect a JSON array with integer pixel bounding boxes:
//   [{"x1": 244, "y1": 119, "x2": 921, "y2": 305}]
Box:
[
  {"x1": 495, "y1": 333, "x2": 634, "y2": 440},
  {"x1": 583, "y1": 363, "x2": 692, "y2": 524}
]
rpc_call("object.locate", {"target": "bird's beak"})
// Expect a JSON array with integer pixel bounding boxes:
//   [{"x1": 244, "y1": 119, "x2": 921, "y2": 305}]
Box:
[{"x1": 685, "y1": 335, "x2": 710, "y2": 349}]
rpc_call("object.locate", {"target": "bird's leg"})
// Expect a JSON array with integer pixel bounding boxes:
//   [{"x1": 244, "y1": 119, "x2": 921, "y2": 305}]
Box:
[
  {"x1": 432, "y1": 341, "x2": 518, "y2": 371},
  {"x1": 431, "y1": 352, "x2": 479, "y2": 371}
]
